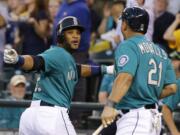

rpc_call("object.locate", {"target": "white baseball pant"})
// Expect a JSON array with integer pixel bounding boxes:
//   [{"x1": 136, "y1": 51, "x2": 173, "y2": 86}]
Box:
[
  {"x1": 19, "y1": 100, "x2": 76, "y2": 135},
  {"x1": 116, "y1": 107, "x2": 162, "y2": 135}
]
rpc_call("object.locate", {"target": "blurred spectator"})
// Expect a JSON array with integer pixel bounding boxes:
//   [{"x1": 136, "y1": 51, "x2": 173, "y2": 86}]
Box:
[
  {"x1": 0, "y1": 12, "x2": 7, "y2": 29},
  {"x1": 14, "y1": 0, "x2": 50, "y2": 55},
  {"x1": 89, "y1": 0, "x2": 125, "y2": 53},
  {"x1": 0, "y1": 6, "x2": 7, "y2": 48},
  {"x1": 0, "y1": 2, "x2": 8, "y2": 72},
  {"x1": 167, "y1": 0, "x2": 180, "y2": 15},
  {"x1": 7, "y1": 0, "x2": 26, "y2": 17},
  {"x1": 164, "y1": 12, "x2": 180, "y2": 77},
  {"x1": 48, "y1": 0, "x2": 62, "y2": 45},
  {"x1": 97, "y1": 2, "x2": 111, "y2": 35},
  {"x1": 164, "y1": 12, "x2": 180, "y2": 57},
  {"x1": 153, "y1": 0, "x2": 175, "y2": 54},
  {"x1": 98, "y1": 1, "x2": 124, "y2": 35},
  {"x1": 0, "y1": 75, "x2": 27, "y2": 129},
  {"x1": 5, "y1": 0, "x2": 26, "y2": 46},
  {"x1": 86, "y1": 0, "x2": 101, "y2": 45},
  {"x1": 49, "y1": 0, "x2": 62, "y2": 23},
  {"x1": 8, "y1": 75, "x2": 27, "y2": 100},
  {"x1": 86, "y1": 0, "x2": 101, "y2": 34},
  {"x1": 126, "y1": 0, "x2": 154, "y2": 41}
]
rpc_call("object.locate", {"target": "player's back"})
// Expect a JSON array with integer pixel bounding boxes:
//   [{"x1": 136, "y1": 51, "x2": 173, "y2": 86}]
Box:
[{"x1": 115, "y1": 35, "x2": 176, "y2": 109}]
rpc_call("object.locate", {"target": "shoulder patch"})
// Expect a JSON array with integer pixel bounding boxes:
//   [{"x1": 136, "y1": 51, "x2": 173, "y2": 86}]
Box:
[{"x1": 118, "y1": 55, "x2": 129, "y2": 67}]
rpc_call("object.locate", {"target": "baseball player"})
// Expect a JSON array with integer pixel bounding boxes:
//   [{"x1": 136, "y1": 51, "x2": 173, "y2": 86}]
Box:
[
  {"x1": 162, "y1": 79, "x2": 180, "y2": 135},
  {"x1": 3, "y1": 16, "x2": 113, "y2": 135},
  {"x1": 101, "y1": 7, "x2": 177, "y2": 135}
]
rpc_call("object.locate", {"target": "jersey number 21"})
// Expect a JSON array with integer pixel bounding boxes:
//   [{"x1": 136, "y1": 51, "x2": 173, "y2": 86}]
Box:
[{"x1": 148, "y1": 58, "x2": 162, "y2": 87}]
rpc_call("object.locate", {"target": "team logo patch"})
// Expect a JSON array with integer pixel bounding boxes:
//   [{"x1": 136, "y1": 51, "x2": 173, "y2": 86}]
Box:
[{"x1": 118, "y1": 55, "x2": 129, "y2": 67}]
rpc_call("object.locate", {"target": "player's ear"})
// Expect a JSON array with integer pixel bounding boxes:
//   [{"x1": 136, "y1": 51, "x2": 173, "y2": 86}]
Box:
[{"x1": 121, "y1": 21, "x2": 127, "y2": 32}]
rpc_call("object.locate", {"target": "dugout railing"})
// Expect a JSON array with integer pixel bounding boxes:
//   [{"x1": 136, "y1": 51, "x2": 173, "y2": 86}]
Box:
[
  {"x1": 0, "y1": 99, "x2": 179, "y2": 135},
  {"x1": 0, "y1": 99, "x2": 179, "y2": 111}
]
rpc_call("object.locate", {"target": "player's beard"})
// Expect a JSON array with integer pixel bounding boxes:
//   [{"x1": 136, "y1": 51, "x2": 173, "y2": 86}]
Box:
[{"x1": 63, "y1": 40, "x2": 77, "y2": 53}]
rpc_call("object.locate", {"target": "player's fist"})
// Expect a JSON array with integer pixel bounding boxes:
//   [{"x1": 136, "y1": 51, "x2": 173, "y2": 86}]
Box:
[{"x1": 4, "y1": 49, "x2": 18, "y2": 64}]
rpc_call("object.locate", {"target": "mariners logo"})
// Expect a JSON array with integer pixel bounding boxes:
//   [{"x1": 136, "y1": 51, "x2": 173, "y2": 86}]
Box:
[{"x1": 118, "y1": 55, "x2": 129, "y2": 67}]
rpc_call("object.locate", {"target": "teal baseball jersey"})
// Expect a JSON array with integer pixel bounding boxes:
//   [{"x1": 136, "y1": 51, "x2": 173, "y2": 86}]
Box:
[
  {"x1": 32, "y1": 46, "x2": 78, "y2": 108},
  {"x1": 163, "y1": 79, "x2": 180, "y2": 111},
  {"x1": 114, "y1": 35, "x2": 176, "y2": 110},
  {"x1": 99, "y1": 74, "x2": 114, "y2": 94}
]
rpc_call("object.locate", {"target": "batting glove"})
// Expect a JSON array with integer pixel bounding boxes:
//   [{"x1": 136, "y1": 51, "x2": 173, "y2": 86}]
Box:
[
  {"x1": 4, "y1": 49, "x2": 19, "y2": 64},
  {"x1": 101, "y1": 65, "x2": 114, "y2": 75}
]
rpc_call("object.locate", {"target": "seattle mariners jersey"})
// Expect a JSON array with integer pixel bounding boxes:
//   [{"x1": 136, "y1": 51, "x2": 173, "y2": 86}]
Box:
[
  {"x1": 114, "y1": 35, "x2": 176, "y2": 110},
  {"x1": 99, "y1": 74, "x2": 114, "y2": 94},
  {"x1": 163, "y1": 79, "x2": 180, "y2": 111},
  {"x1": 32, "y1": 46, "x2": 78, "y2": 108}
]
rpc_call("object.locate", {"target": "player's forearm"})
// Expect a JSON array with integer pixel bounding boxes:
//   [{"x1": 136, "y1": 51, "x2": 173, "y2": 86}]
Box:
[
  {"x1": 17, "y1": 55, "x2": 45, "y2": 71},
  {"x1": 108, "y1": 73, "x2": 133, "y2": 103},
  {"x1": 162, "y1": 105, "x2": 179, "y2": 135},
  {"x1": 159, "y1": 84, "x2": 177, "y2": 99},
  {"x1": 18, "y1": 55, "x2": 34, "y2": 70},
  {"x1": 80, "y1": 64, "x2": 114, "y2": 77}
]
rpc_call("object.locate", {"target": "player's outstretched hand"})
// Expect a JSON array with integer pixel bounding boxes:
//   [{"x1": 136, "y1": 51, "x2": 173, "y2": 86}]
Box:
[
  {"x1": 4, "y1": 49, "x2": 18, "y2": 64},
  {"x1": 101, "y1": 106, "x2": 118, "y2": 128}
]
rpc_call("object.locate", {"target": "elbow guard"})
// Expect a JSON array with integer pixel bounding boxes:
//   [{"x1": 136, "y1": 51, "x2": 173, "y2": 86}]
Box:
[{"x1": 31, "y1": 56, "x2": 45, "y2": 72}]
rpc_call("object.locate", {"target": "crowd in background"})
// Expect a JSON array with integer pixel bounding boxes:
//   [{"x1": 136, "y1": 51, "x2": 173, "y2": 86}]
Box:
[{"x1": 0, "y1": 0, "x2": 180, "y2": 130}]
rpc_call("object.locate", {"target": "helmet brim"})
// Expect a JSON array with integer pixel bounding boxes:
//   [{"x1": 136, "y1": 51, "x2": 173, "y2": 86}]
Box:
[{"x1": 62, "y1": 25, "x2": 85, "y2": 33}]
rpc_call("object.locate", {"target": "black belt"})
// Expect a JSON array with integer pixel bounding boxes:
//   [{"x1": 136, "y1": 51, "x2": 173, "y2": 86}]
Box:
[
  {"x1": 40, "y1": 100, "x2": 69, "y2": 113},
  {"x1": 40, "y1": 100, "x2": 55, "y2": 107},
  {"x1": 121, "y1": 103, "x2": 156, "y2": 114}
]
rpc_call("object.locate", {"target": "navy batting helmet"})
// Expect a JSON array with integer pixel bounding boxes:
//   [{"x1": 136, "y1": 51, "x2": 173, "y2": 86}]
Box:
[
  {"x1": 56, "y1": 16, "x2": 84, "y2": 43},
  {"x1": 121, "y1": 7, "x2": 149, "y2": 34}
]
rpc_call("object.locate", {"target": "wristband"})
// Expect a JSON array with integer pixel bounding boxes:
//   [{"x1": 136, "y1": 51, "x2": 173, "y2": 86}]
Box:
[
  {"x1": 105, "y1": 99, "x2": 117, "y2": 108},
  {"x1": 91, "y1": 65, "x2": 101, "y2": 75},
  {"x1": 17, "y1": 56, "x2": 25, "y2": 66}
]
